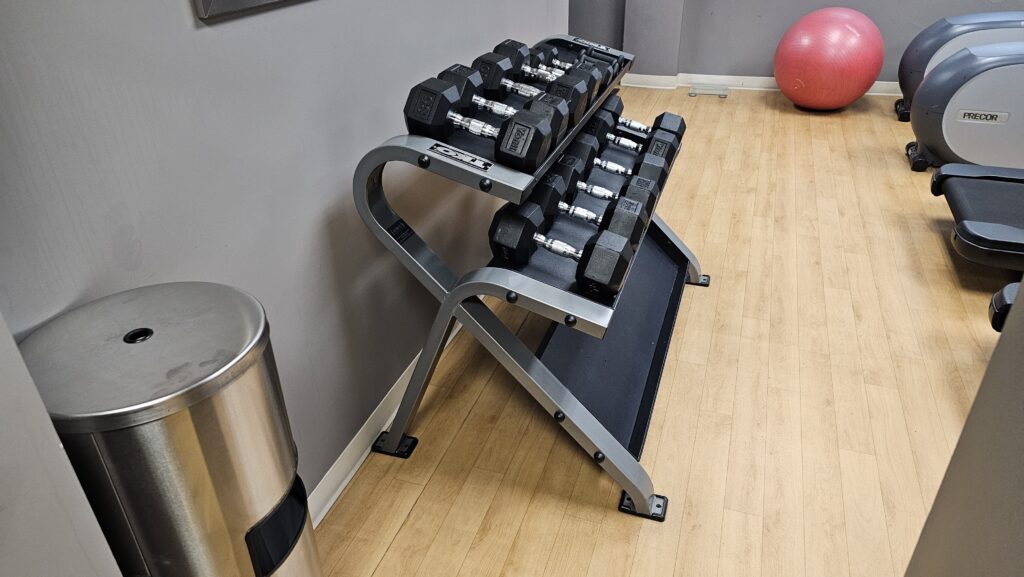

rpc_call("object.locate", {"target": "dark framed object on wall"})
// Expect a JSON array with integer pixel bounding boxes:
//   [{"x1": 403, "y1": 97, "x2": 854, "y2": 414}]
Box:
[{"x1": 194, "y1": 0, "x2": 304, "y2": 19}]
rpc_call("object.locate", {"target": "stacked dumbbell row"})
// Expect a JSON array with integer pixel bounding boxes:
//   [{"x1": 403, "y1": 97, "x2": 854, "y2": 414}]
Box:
[
  {"x1": 487, "y1": 107, "x2": 685, "y2": 302},
  {"x1": 403, "y1": 38, "x2": 671, "y2": 173}
]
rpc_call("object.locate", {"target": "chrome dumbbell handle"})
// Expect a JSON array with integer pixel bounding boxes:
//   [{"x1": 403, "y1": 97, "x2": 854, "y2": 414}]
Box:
[
  {"x1": 471, "y1": 95, "x2": 517, "y2": 118},
  {"x1": 558, "y1": 202, "x2": 601, "y2": 225},
  {"x1": 593, "y1": 158, "x2": 632, "y2": 176},
  {"x1": 618, "y1": 117, "x2": 652, "y2": 134},
  {"x1": 500, "y1": 78, "x2": 541, "y2": 98},
  {"x1": 576, "y1": 181, "x2": 618, "y2": 201},
  {"x1": 446, "y1": 111, "x2": 499, "y2": 139},
  {"x1": 606, "y1": 133, "x2": 642, "y2": 152},
  {"x1": 533, "y1": 233, "x2": 583, "y2": 261},
  {"x1": 522, "y1": 64, "x2": 558, "y2": 83},
  {"x1": 536, "y1": 63, "x2": 566, "y2": 78}
]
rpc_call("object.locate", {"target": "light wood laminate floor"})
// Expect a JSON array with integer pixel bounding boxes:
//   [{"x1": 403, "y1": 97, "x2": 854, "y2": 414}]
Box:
[{"x1": 315, "y1": 88, "x2": 1013, "y2": 577}]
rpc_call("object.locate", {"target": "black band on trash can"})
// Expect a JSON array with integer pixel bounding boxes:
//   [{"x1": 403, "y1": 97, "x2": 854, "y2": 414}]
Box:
[{"x1": 246, "y1": 474, "x2": 309, "y2": 577}]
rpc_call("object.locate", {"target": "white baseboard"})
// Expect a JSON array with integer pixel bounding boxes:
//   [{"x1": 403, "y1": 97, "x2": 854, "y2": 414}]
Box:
[
  {"x1": 623, "y1": 72, "x2": 900, "y2": 97},
  {"x1": 307, "y1": 324, "x2": 462, "y2": 527},
  {"x1": 620, "y1": 72, "x2": 679, "y2": 89}
]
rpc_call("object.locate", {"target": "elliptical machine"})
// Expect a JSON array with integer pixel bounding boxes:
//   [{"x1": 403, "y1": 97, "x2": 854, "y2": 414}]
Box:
[
  {"x1": 895, "y1": 12, "x2": 1024, "y2": 122},
  {"x1": 905, "y1": 41, "x2": 1024, "y2": 171}
]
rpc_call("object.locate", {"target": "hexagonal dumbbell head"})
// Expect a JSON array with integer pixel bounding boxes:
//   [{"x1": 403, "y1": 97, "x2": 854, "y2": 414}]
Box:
[
  {"x1": 549, "y1": 154, "x2": 585, "y2": 202},
  {"x1": 536, "y1": 42, "x2": 585, "y2": 70},
  {"x1": 645, "y1": 129, "x2": 681, "y2": 167},
  {"x1": 565, "y1": 134, "x2": 600, "y2": 168},
  {"x1": 546, "y1": 73, "x2": 590, "y2": 126},
  {"x1": 494, "y1": 39, "x2": 531, "y2": 73},
  {"x1": 582, "y1": 111, "x2": 619, "y2": 148},
  {"x1": 600, "y1": 94, "x2": 626, "y2": 119},
  {"x1": 578, "y1": 230, "x2": 633, "y2": 301},
  {"x1": 495, "y1": 110, "x2": 554, "y2": 173},
  {"x1": 472, "y1": 52, "x2": 516, "y2": 100},
  {"x1": 437, "y1": 64, "x2": 485, "y2": 114},
  {"x1": 652, "y1": 112, "x2": 686, "y2": 138},
  {"x1": 621, "y1": 176, "x2": 659, "y2": 217},
  {"x1": 530, "y1": 173, "x2": 570, "y2": 220},
  {"x1": 525, "y1": 93, "x2": 570, "y2": 143},
  {"x1": 569, "y1": 61, "x2": 602, "y2": 102},
  {"x1": 404, "y1": 78, "x2": 461, "y2": 140},
  {"x1": 602, "y1": 196, "x2": 650, "y2": 249},
  {"x1": 579, "y1": 58, "x2": 612, "y2": 91},
  {"x1": 633, "y1": 154, "x2": 670, "y2": 190},
  {"x1": 586, "y1": 50, "x2": 625, "y2": 76},
  {"x1": 489, "y1": 202, "x2": 546, "y2": 266}
]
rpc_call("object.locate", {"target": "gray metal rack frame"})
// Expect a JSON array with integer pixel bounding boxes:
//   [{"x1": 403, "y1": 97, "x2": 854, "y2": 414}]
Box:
[{"x1": 352, "y1": 36, "x2": 708, "y2": 520}]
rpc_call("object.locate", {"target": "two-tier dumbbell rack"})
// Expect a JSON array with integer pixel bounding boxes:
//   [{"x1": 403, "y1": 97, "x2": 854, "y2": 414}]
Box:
[{"x1": 353, "y1": 35, "x2": 710, "y2": 521}]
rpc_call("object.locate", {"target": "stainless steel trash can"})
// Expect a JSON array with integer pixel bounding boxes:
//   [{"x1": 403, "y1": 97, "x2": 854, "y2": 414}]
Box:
[{"x1": 19, "y1": 282, "x2": 323, "y2": 577}]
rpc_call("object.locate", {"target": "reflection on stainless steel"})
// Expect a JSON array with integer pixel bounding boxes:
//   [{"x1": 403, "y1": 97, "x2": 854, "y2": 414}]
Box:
[{"x1": 20, "y1": 283, "x2": 322, "y2": 577}]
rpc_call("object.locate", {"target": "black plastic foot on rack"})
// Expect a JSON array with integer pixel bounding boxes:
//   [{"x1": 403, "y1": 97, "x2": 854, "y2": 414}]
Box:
[
  {"x1": 689, "y1": 274, "x2": 711, "y2": 287},
  {"x1": 371, "y1": 432, "x2": 419, "y2": 459},
  {"x1": 618, "y1": 491, "x2": 668, "y2": 522}
]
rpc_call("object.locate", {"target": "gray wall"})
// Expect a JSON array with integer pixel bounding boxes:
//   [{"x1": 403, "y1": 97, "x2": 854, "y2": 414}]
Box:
[
  {"x1": 905, "y1": 294, "x2": 1024, "y2": 577},
  {"x1": 0, "y1": 313, "x2": 121, "y2": 576},
  {"x1": 574, "y1": 0, "x2": 1024, "y2": 79},
  {"x1": 0, "y1": 1, "x2": 567, "y2": 492},
  {"x1": 569, "y1": 0, "x2": 625, "y2": 49}
]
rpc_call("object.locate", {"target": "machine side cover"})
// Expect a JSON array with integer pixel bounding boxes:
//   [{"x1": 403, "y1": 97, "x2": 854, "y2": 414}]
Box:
[
  {"x1": 910, "y1": 42, "x2": 1024, "y2": 167},
  {"x1": 899, "y1": 13, "x2": 1024, "y2": 104}
]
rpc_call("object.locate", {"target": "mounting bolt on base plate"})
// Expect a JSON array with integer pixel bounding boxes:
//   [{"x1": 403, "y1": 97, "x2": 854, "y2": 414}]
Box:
[
  {"x1": 619, "y1": 491, "x2": 668, "y2": 522},
  {"x1": 689, "y1": 274, "x2": 711, "y2": 287},
  {"x1": 371, "y1": 432, "x2": 419, "y2": 459}
]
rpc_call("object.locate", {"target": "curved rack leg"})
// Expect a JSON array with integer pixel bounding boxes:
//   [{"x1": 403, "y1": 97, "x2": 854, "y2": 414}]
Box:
[
  {"x1": 651, "y1": 214, "x2": 711, "y2": 288},
  {"x1": 354, "y1": 143, "x2": 673, "y2": 520},
  {"x1": 373, "y1": 310, "x2": 457, "y2": 456},
  {"x1": 353, "y1": 151, "x2": 460, "y2": 301},
  {"x1": 453, "y1": 298, "x2": 666, "y2": 520}
]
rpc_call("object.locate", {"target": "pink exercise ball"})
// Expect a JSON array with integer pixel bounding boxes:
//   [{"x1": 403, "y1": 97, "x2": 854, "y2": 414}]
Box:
[{"x1": 774, "y1": 7, "x2": 884, "y2": 110}]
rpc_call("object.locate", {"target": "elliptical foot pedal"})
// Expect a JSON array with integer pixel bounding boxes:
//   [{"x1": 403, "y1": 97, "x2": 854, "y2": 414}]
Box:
[
  {"x1": 371, "y1": 432, "x2": 419, "y2": 459},
  {"x1": 689, "y1": 274, "x2": 711, "y2": 287},
  {"x1": 619, "y1": 491, "x2": 668, "y2": 521}
]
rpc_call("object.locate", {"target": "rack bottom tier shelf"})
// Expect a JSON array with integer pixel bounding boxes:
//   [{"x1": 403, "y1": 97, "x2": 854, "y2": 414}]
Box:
[{"x1": 535, "y1": 223, "x2": 690, "y2": 459}]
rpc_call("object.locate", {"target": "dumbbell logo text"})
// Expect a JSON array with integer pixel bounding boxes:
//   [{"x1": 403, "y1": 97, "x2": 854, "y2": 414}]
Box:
[
  {"x1": 503, "y1": 122, "x2": 532, "y2": 156},
  {"x1": 411, "y1": 91, "x2": 438, "y2": 122}
]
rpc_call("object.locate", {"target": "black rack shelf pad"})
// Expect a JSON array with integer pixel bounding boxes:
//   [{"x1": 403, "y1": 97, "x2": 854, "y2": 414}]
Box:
[{"x1": 535, "y1": 226, "x2": 688, "y2": 457}]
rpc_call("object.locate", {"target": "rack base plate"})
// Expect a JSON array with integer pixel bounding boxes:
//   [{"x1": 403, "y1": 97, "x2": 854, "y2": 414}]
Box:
[
  {"x1": 619, "y1": 491, "x2": 669, "y2": 522},
  {"x1": 371, "y1": 432, "x2": 419, "y2": 459}
]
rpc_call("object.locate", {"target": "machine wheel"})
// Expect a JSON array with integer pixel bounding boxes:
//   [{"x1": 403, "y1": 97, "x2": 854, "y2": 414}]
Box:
[
  {"x1": 896, "y1": 104, "x2": 910, "y2": 122},
  {"x1": 905, "y1": 142, "x2": 930, "y2": 172},
  {"x1": 894, "y1": 99, "x2": 911, "y2": 122}
]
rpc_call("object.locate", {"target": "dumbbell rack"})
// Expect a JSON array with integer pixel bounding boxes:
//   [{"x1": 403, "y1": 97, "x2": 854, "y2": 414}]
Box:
[{"x1": 353, "y1": 35, "x2": 709, "y2": 521}]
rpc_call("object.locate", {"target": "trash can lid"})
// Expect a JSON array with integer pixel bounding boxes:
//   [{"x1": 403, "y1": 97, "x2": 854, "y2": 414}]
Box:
[{"x1": 19, "y1": 282, "x2": 268, "y2": 433}]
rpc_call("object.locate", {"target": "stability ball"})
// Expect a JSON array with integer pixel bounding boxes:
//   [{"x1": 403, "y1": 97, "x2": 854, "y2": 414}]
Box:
[{"x1": 774, "y1": 7, "x2": 884, "y2": 110}]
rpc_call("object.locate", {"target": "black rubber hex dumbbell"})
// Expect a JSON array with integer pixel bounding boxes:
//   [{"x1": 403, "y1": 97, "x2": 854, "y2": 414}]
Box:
[
  {"x1": 564, "y1": 134, "x2": 672, "y2": 189},
  {"x1": 439, "y1": 64, "x2": 570, "y2": 142},
  {"x1": 528, "y1": 174, "x2": 650, "y2": 248},
  {"x1": 538, "y1": 161, "x2": 660, "y2": 221},
  {"x1": 404, "y1": 78, "x2": 553, "y2": 172},
  {"x1": 577, "y1": 122, "x2": 681, "y2": 169},
  {"x1": 495, "y1": 38, "x2": 607, "y2": 97},
  {"x1": 492, "y1": 39, "x2": 561, "y2": 83},
  {"x1": 600, "y1": 94, "x2": 686, "y2": 138},
  {"x1": 530, "y1": 42, "x2": 581, "y2": 74},
  {"x1": 473, "y1": 52, "x2": 592, "y2": 126},
  {"x1": 532, "y1": 41, "x2": 621, "y2": 90},
  {"x1": 581, "y1": 111, "x2": 646, "y2": 153},
  {"x1": 489, "y1": 201, "x2": 633, "y2": 301}
]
